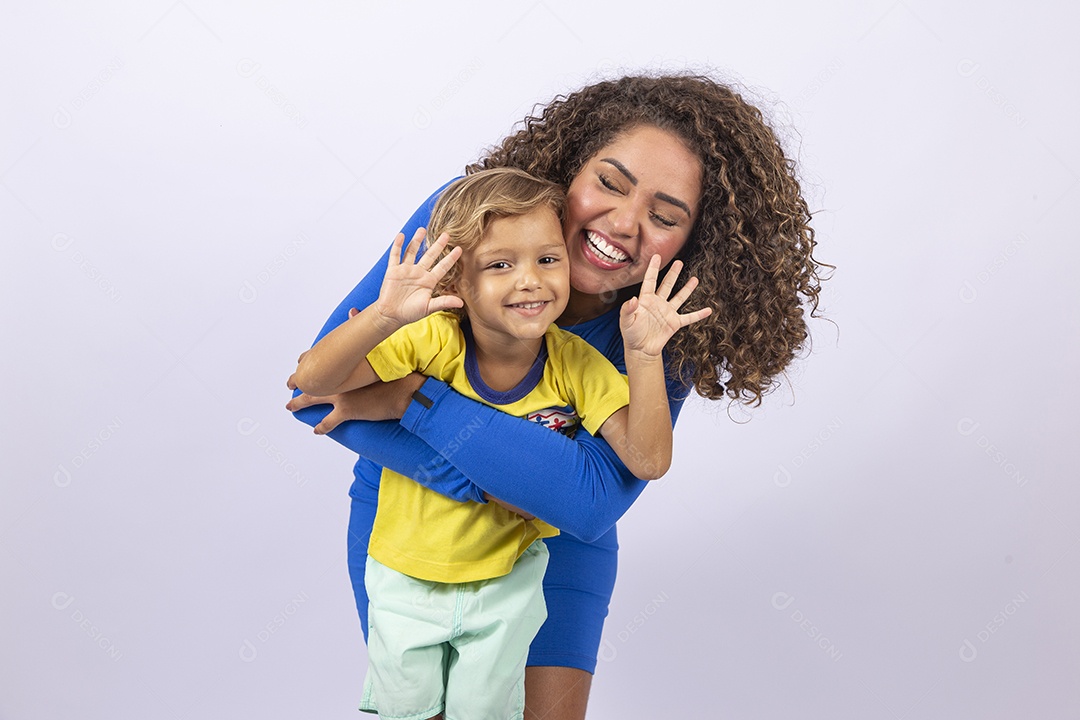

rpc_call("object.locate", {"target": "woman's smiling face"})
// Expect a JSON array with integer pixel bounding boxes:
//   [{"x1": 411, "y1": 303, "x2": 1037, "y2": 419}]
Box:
[{"x1": 563, "y1": 124, "x2": 703, "y2": 297}]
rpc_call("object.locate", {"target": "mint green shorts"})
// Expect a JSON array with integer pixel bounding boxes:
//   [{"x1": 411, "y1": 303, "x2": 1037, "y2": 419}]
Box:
[{"x1": 360, "y1": 540, "x2": 549, "y2": 720}]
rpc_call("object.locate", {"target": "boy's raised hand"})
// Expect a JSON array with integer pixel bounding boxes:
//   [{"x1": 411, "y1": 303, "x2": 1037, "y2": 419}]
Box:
[
  {"x1": 372, "y1": 228, "x2": 463, "y2": 330},
  {"x1": 619, "y1": 255, "x2": 713, "y2": 358}
]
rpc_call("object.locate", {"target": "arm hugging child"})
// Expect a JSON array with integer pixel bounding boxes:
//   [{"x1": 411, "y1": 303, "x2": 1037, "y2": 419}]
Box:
[{"x1": 291, "y1": 167, "x2": 709, "y2": 719}]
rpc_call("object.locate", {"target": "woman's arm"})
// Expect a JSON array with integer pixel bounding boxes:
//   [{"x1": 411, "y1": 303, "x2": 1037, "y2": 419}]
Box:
[
  {"x1": 289, "y1": 181, "x2": 688, "y2": 539},
  {"x1": 401, "y1": 376, "x2": 688, "y2": 542}
]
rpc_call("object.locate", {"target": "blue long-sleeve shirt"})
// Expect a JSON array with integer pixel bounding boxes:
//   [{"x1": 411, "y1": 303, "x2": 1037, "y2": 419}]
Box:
[{"x1": 290, "y1": 182, "x2": 689, "y2": 542}]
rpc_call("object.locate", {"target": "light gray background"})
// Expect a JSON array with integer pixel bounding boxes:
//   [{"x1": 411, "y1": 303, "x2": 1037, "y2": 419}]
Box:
[{"x1": 3, "y1": 1, "x2": 1077, "y2": 718}]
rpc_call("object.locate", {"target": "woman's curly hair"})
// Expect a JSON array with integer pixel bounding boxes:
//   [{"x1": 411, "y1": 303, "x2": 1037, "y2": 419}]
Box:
[{"x1": 468, "y1": 73, "x2": 829, "y2": 405}]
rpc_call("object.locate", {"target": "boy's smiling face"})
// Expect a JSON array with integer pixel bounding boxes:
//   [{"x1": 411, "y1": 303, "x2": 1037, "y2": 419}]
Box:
[{"x1": 449, "y1": 207, "x2": 569, "y2": 347}]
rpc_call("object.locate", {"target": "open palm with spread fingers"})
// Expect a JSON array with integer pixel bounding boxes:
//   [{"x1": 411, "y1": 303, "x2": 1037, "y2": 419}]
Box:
[
  {"x1": 620, "y1": 255, "x2": 712, "y2": 358},
  {"x1": 373, "y1": 228, "x2": 463, "y2": 328}
]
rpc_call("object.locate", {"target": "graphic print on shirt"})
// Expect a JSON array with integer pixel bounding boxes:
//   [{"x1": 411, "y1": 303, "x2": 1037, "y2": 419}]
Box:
[{"x1": 527, "y1": 405, "x2": 579, "y2": 438}]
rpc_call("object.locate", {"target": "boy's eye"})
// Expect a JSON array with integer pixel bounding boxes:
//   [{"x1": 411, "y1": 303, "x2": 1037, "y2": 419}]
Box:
[
  {"x1": 486, "y1": 261, "x2": 510, "y2": 270},
  {"x1": 538, "y1": 256, "x2": 561, "y2": 265}
]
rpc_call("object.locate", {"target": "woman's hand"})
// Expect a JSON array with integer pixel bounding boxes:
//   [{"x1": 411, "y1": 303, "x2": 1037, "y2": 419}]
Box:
[
  {"x1": 371, "y1": 228, "x2": 463, "y2": 330},
  {"x1": 287, "y1": 372, "x2": 427, "y2": 434},
  {"x1": 619, "y1": 255, "x2": 713, "y2": 358}
]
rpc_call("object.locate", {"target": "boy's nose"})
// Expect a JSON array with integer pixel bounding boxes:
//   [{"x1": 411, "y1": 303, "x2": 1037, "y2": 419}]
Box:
[{"x1": 516, "y1": 268, "x2": 541, "y2": 290}]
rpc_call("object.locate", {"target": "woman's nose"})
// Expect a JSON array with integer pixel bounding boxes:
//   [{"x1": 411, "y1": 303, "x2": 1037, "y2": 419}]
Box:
[{"x1": 609, "y1": 198, "x2": 641, "y2": 238}]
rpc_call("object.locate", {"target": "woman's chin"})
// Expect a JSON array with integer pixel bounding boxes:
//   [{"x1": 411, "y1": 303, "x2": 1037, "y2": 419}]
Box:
[
  {"x1": 568, "y1": 273, "x2": 608, "y2": 298},
  {"x1": 570, "y1": 265, "x2": 641, "y2": 299}
]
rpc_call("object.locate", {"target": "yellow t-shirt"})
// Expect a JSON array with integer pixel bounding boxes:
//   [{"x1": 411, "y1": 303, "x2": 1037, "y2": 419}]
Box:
[{"x1": 366, "y1": 312, "x2": 630, "y2": 583}]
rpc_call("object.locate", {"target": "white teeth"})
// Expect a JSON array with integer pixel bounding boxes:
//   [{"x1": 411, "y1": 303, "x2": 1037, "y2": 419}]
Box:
[
  {"x1": 585, "y1": 231, "x2": 630, "y2": 262},
  {"x1": 510, "y1": 301, "x2": 545, "y2": 309}
]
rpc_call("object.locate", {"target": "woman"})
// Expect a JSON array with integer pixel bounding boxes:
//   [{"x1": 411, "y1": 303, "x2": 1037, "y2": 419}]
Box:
[{"x1": 288, "y1": 74, "x2": 827, "y2": 718}]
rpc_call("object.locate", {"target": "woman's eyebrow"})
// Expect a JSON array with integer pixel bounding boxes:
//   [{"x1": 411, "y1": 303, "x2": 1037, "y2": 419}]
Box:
[
  {"x1": 655, "y1": 191, "x2": 692, "y2": 218},
  {"x1": 601, "y1": 157, "x2": 638, "y2": 185},
  {"x1": 601, "y1": 157, "x2": 692, "y2": 218}
]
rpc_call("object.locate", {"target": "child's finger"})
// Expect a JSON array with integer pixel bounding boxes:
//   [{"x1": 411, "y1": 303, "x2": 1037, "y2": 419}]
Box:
[
  {"x1": 387, "y1": 233, "x2": 406, "y2": 268},
  {"x1": 427, "y1": 241, "x2": 461, "y2": 279},
  {"x1": 417, "y1": 232, "x2": 451, "y2": 270},
  {"x1": 640, "y1": 255, "x2": 662, "y2": 295},
  {"x1": 402, "y1": 227, "x2": 427, "y2": 265},
  {"x1": 667, "y1": 275, "x2": 700, "y2": 309},
  {"x1": 655, "y1": 260, "x2": 684, "y2": 299},
  {"x1": 430, "y1": 294, "x2": 464, "y2": 313},
  {"x1": 678, "y1": 306, "x2": 713, "y2": 327},
  {"x1": 620, "y1": 296, "x2": 639, "y2": 318}
]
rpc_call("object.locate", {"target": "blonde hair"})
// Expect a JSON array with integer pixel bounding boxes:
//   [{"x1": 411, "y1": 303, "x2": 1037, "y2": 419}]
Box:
[{"x1": 428, "y1": 167, "x2": 565, "y2": 301}]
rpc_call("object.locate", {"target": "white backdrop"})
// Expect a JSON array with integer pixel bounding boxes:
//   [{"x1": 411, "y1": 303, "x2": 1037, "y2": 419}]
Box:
[{"x1": 3, "y1": 2, "x2": 1078, "y2": 718}]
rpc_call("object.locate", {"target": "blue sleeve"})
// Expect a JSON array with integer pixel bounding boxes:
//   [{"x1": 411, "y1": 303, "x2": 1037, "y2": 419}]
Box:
[
  {"x1": 290, "y1": 179, "x2": 486, "y2": 504},
  {"x1": 401, "y1": 376, "x2": 689, "y2": 542}
]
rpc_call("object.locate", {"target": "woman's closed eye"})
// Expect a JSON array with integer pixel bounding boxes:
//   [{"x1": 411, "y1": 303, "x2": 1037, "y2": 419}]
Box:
[
  {"x1": 651, "y1": 212, "x2": 677, "y2": 228},
  {"x1": 598, "y1": 173, "x2": 622, "y2": 193},
  {"x1": 600, "y1": 172, "x2": 677, "y2": 226}
]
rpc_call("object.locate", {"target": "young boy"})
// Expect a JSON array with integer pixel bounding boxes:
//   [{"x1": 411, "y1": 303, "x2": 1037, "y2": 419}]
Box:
[{"x1": 292, "y1": 168, "x2": 708, "y2": 720}]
